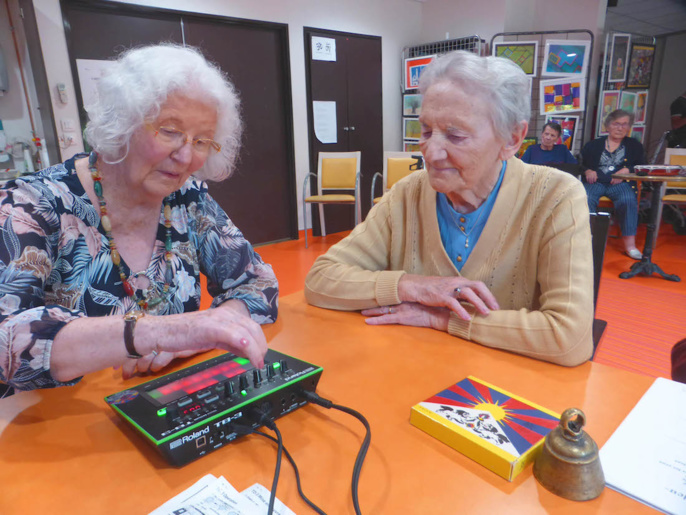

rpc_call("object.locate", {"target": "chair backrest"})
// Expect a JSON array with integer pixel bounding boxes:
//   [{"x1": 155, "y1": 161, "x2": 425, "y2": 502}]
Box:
[
  {"x1": 383, "y1": 151, "x2": 420, "y2": 191},
  {"x1": 589, "y1": 212, "x2": 611, "y2": 311},
  {"x1": 318, "y1": 151, "x2": 361, "y2": 193},
  {"x1": 665, "y1": 149, "x2": 686, "y2": 189}
]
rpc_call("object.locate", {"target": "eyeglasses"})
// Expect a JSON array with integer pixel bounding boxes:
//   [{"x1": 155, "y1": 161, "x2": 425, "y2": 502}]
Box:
[
  {"x1": 152, "y1": 126, "x2": 222, "y2": 155},
  {"x1": 609, "y1": 122, "x2": 630, "y2": 129}
]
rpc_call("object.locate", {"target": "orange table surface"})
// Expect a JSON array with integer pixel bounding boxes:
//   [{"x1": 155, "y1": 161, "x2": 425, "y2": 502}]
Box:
[{"x1": 0, "y1": 292, "x2": 655, "y2": 514}]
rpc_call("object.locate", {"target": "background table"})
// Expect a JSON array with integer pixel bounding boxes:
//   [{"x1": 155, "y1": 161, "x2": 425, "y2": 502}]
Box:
[{"x1": 0, "y1": 293, "x2": 656, "y2": 514}]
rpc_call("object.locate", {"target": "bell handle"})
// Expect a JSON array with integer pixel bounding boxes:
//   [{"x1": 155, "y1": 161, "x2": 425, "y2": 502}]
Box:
[{"x1": 560, "y1": 408, "x2": 586, "y2": 439}]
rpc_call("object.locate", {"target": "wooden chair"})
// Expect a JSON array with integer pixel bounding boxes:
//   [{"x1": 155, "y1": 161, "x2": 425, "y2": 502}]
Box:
[
  {"x1": 658, "y1": 148, "x2": 686, "y2": 236},
  {"x1": 370, "y1": 151, "x2": 421, "y2": 206},
  {"x1": 590, "y1": 212, "x2": 611, "y2": 356},
  {"x1": 302, "y1": 151, "x2": 361, "y2": 248}
]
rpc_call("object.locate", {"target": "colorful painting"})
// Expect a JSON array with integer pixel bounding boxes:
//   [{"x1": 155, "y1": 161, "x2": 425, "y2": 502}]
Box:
[
  {"x1": 403, "y1": 94, "x2": 423, "y2": 116},
  {"x1": 630, "y1": 126, "x2": 644, "y2": 143},
  {"x1": 404, "y1": 55, "x2": 436, "y2": 91},
  {"x1": 403, "y1": 141, "x2": 421, "y2": 152},
  {"x1": 626, "y1": 44, "x2": 655, "y2": 89},
  {"x1": 609, "y1": 34, "x2": 631, "y2": 83},
  {"x1": 635, "y1": 91, "x2": 649, "y2": 124},
  {"x1": 546, "y1": 115, "x2": 579, "y2": 151},
  {"x1": 539, "y1": 78, "x2": 584, "y2": 114},
  {"x1": 517, "y1": 138, "x2": 537, "y2": 158},
  {"x1": 403, "y1": 118, "x2": 422, "y2": 141},
  {"x1": 597, "y1": 90, "x2": 621, "y2": 136},
  {"x1": 620, "y1": 90, "x2": 637, "y2": 115},
  {"x1": 493, "y1": 41, "x2": 538, "y2": 76},
  {"x1": 542, "y1": 40, "x2": 590, "y2": 78}
]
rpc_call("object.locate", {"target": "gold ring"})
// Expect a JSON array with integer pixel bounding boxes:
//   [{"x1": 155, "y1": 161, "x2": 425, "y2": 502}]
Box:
[{"x1": 389, "y1": 306, "x2": 394, "y2": 314}]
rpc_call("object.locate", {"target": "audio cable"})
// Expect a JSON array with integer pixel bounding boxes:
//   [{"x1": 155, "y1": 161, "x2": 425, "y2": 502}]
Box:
[
  {"x1": 299, "y1": 390, "x2": 371, "y2": 515},
  {"x1": 249, "y1": 408, "x2": 284, "y2": 515}
]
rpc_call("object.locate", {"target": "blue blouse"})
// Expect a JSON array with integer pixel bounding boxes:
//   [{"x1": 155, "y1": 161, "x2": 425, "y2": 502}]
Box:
[{"x1": 437, "y1": 162, "x2": 506, "y2": 271}]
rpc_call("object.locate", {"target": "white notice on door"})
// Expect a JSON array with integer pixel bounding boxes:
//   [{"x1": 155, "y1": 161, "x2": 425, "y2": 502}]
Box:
[
  {"x1": 312, "y1": 36, "x2": 336, "y2": 61},
  {"x1": 313, "y1": 101, "x2": 337, "y2": 144}
]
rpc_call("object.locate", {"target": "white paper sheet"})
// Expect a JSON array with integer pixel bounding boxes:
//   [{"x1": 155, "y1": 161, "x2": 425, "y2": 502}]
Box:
[
  {"x1": 311, "y1": 37, "x2": 336, "y2": 62},
  {"x1": 241, "y1": 483, "x2": 296, "y2": 515},
  {"x1": 313, "y1": 101, "x2": 337, "y2": 144},
  {"x1": 75, "y1": 59, "x2": 115, "y2": 108},
  {"x1": 600, "y1": 377, "x2": 686, "y2": 514}
]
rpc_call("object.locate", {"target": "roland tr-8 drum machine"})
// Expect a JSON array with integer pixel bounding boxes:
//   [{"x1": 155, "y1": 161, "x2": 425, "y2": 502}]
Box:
[{"x1": 105, "y1": 349, "x2": 323, "y2": 466}]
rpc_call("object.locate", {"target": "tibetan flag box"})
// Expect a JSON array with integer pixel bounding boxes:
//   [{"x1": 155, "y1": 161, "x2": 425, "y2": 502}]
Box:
[{"x1": 410, "y1": 376, "x2": 560, "y2": 481}]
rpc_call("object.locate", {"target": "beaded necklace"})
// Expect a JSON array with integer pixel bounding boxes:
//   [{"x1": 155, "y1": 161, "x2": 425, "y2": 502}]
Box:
[{"x1": 88, "y1": 151, "x2": 174, "y2": 311}]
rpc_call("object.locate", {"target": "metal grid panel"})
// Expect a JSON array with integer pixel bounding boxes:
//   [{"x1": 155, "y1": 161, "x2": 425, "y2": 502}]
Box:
[{"x1": 490, "y1": 30, "x2": 594, "y2": 159}]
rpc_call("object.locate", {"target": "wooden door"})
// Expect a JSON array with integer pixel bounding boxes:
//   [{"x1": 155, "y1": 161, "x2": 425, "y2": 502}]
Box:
[{"x1": 304, "y1": 28, "x2": 382, "y2": 235}]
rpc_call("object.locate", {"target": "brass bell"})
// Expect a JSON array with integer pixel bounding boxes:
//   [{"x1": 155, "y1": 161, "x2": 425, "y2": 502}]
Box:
[{"x1": 533, "y1": 408, "x2": 605, "y2": 501}]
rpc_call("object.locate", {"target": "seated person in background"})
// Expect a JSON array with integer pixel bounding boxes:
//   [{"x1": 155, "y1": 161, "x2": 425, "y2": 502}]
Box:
[
  {"x1": 581, "y1": 109, "x2": 645, "y2": 260},
  {"x1": 305, "y1": 50, "x2": 594, "y2": 367},
  {"x1": 0, "y1": 44, "x2": 278, "y2": 395},
  {"x1": 520, "y1": 122, "x2": 577, "y2": 165},
  {"x1": 669, "y1": 89, "x2": 686, "y2": 148}
]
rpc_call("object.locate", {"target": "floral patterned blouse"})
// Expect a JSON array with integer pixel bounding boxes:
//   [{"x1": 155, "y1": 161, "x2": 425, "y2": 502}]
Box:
[{"x1": 0, "y1": 156, "x2": 278, "y2": 393}]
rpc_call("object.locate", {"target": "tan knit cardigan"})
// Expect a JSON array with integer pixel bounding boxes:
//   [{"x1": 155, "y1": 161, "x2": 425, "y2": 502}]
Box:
[{"x1": 305, "y1": 157, "x2": 594, "y2": 367}]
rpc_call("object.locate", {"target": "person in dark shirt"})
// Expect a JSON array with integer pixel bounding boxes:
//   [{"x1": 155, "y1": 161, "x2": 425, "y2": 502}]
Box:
[
  {"x1": 520, "y1": 122, "x2": 577, "y2": 165},
  {"x1": 669, "y1": 90, "x2": 686, "y2": 148}
]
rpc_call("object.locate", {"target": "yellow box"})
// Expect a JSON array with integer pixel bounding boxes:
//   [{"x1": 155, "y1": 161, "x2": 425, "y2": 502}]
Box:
[{"x1": 410, "y1": 376, "x2": 560, "y2": 481}]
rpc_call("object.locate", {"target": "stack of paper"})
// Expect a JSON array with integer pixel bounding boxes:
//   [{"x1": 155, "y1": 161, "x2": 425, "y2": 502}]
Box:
[
  {"x1": 600, "y1": 377, "x2": 686, "y2": 514},
  {"x1": 149, "y1": 475, "x2": 296, "y2": 515}
]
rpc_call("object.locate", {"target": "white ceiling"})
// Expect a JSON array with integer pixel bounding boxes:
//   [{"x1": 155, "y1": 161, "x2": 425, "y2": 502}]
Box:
[{"x1": 605, "y1": 0, "x2": 686, "y2": 37}]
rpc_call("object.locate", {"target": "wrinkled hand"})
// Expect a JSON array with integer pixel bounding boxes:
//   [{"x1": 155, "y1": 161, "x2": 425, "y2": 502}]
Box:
[
  {"x1": 398, "y1": 274, "x2": 499, "y2": 321},
  {"x1": 585, "y1": 169, "x2": 598, "y2": 184},
  {"x1": 362, "y1": 302, "x2": 450, "y2": 331},
  {"x1": 120, "y1": 349, "x2": 199, "y2": 380},
  {"x1": 610, "y1": 166, "x2": 630, "y2": 185}
]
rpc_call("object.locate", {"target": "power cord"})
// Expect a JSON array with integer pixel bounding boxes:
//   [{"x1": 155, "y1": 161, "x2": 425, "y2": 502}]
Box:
[
  {"x1": 249, "y1": 408, "x2": 283, "y2": 515},
  {"x1": 299, "y1": 390, "x2": 371, "y2": 515}
]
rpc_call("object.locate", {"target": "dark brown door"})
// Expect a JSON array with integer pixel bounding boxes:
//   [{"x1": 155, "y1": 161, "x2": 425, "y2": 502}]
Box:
[
  {"x1": 304, "y1": 28, "x2": 382, "y2": 235},
  {"x1": 61, "y1": 0, "x2": 297, "y2": 245}
]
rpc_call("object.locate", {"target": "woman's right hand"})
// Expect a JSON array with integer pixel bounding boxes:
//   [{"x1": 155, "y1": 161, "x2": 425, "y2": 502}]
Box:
[
  {"x1": 398, "y1": 274, "x2": 499, "y2": 321},
  {"x1": 585, "y1": 169, "x2": 598, "y2": 184}
]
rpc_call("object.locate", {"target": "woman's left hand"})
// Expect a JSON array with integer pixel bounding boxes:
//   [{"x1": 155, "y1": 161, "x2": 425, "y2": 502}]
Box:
[
  {"x1": 119, "y1": 349, "x2": 200, "y2": 380},
  {"x1": 361, "y1": 302, "x2": 450, "y2": 331},
  {"x1": 610, "y1": 166, "x2": 630, "y2": 185}
]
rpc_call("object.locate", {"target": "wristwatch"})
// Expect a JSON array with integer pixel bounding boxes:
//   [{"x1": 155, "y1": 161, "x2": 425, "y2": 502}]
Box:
[{"x1": 123, "y1": 310, "x2": 146, "y2": 359}]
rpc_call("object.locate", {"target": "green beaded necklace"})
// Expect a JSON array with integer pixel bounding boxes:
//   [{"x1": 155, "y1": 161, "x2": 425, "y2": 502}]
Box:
[{"x1": 88, "y1": 151, "x2": 174, "y2": 311}]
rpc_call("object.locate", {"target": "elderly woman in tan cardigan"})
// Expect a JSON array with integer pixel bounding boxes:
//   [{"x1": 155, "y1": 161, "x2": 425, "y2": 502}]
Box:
[{"x1": 304, "y1": 50, "x2": 594, "y2": 367}]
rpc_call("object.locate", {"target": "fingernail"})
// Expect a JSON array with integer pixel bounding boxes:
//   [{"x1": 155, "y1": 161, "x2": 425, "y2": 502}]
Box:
[{"x1": 240, "y1": 338, "x2": 249, "y2": 348}]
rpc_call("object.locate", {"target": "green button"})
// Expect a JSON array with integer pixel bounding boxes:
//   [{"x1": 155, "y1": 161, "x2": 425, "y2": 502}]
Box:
[
  {"x1": 241, "y1": 390, "x2": 248, "y2": 397},
  {"x1": 234, "y1": 357, "x2": 250, "y2": 365},
  {"x1": 157, "y1": 408, "x2": 167, "y2": 417},
  {"x1": 273, "y1": 362, "x2": 281, "y2": 369}
]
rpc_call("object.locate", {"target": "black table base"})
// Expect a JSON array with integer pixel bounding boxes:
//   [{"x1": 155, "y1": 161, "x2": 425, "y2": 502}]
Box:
[{"x1": 619, "y1": 182, "x2": 681, "y2": 282}]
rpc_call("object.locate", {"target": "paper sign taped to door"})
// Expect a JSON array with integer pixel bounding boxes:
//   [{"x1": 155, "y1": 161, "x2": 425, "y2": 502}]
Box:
[
  {"x1": 313, "y1": 101, "x2": 337, "y2": 144},
  {"x1": 312, "y1": 37, "x2": 336, "y2": 61}
]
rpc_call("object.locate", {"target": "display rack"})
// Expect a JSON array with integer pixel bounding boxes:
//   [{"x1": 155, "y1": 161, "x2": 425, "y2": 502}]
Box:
[{"x1": 490, "y1": 30, "x2": 594, "y2": 159}]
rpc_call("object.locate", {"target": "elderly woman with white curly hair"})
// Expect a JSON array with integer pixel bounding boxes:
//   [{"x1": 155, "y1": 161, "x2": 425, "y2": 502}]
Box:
[
  {"x1": 0, "y1": 44, "x2": 277, "y2": 395},
  {"x1": 305, "y1": 50, "x2": 594, "y2": 366}
]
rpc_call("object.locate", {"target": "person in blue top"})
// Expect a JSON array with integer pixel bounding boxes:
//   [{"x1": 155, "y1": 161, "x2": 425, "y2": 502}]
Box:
[{"x1": 520, "y1": 122, "x2": 577, "y2": 165}]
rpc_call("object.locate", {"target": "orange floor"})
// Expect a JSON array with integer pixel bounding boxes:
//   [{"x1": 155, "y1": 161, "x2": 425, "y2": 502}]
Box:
[{"x1": 203, "y1": 225, "x2": 685, "y2": 379}]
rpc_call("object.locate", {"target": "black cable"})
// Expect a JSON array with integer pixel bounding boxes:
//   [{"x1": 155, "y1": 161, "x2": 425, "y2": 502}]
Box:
[
  {"x1": 250, "y1": 409, "x2": 283, "y2": 515},
  {"x1": 251, "y1": 430, "x2": 327, "y2": 515},
  {"x1": 299, "y1": 390, "x2": 371, "y2": 515}
]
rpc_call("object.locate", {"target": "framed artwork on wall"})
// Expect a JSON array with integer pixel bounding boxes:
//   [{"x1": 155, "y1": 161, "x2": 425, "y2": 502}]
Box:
[
  {"x1": 545, "y1": 115, "x2": 579, "y2": 151},
  {"x1": 597, "y1": 90, "x2": 621, "y2": 136},
  {"x1": 403, "y1": 94, "x2": 423, "y2": 116},
  {"x1": 404, "y1": 55, "x2": 435, "y2": 91},
  {"x1": 608, "y1": 33, "x2": 631, "y2": 83},
  {"x1": 403, "y1": 118, "x2": 422, "y2": 141},
  {"x1": 620, "y1": 90, "x2": 637, "y2": 115},
  {"x1": 542, "y1": 40, "x2": 590, "y2": 78},
  {"x1": 630, "y1": 126, "x2": 644, "y2": 143},
  {"x1": 404, "y1": 141, "x2": 421, "y2": 152},
  {"x1": 517, "y1": 138, "x2": 537, "y2": 158},
  {"x1": 626, "y1": 44, "x2": 655, "y2": 89},
  {"x1": 635, "y1": 91, "x2": 649, "y2": 124},
  {"x1": 539, "y1": 78, "x2": 584, "y2": 115},
  {"x1": 493, "y1": 41, "x2": 538, "y2": 76}
]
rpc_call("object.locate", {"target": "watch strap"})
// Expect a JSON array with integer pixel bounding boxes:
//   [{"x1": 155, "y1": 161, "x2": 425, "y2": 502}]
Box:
[{"x1": 124, "y1": 311, "x2": 145, "y2": 359}]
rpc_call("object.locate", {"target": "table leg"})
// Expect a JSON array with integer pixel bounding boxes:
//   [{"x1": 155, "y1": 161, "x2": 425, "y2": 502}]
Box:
[{"x1": 619, "y1": 182, "x2": 680, "y2": 282}]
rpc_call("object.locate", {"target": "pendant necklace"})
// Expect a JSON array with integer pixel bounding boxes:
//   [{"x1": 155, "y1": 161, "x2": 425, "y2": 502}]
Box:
[{"x1": 88, "y1": 151, "x2": 174, "y2": 311}]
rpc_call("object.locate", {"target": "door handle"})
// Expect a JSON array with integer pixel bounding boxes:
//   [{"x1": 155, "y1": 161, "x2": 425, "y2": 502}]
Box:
[
  {"x1": 343, "y1": 127, "x2": 349, "y2": 131},
  {"x1": 350, "y1": 127, "x2": 355, "y2": 131}
]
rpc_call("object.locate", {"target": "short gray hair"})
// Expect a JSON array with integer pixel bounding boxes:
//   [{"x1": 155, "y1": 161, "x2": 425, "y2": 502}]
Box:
[
  {"x1": 604, "y1": 109, "x2": 634, "y2": 128},
  {"x1": 84, "y1": 44, "x2": 242, "y2": 182},
  {"x1": 419, "y1": 50, "x2": 531, "y2": 142}
]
